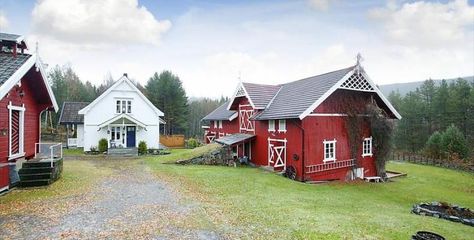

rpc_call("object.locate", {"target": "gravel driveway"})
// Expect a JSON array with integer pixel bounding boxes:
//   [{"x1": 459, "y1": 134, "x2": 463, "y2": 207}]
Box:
[{"x1": 0, "y1": 159, "x2": 221, "y2": 240}]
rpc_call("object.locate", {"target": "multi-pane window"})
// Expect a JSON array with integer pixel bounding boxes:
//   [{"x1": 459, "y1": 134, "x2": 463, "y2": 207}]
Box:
[
  {"x1": 111, "y1": 127, "x2": 121, "y2": 140},
  {"x1": 323, "y1": 139, "x2": 336, "y2": 161},
  {"x1": 268, "y1": 120, "x2": 275, "y2": 132},
  {"x1": 278, "y1": 119, "x2": 286, "y2": 132},
  {"x1": 362, "y1": 137, "x2": 373, "y2": 157},
  {"x1": 116, "y1": 99, "x2": 132, "y2": 114},
  {"x1": 218, "y1": 120, "x2": 223, "y2": 129}
]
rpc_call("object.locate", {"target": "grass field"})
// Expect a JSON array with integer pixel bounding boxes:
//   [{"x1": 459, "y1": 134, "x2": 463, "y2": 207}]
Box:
[{"x1": 145, "y1": 146, "x2": 474, "y2": 239}]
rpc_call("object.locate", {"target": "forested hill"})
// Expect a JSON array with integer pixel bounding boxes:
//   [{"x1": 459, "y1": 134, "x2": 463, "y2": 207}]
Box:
[{"x1": 379, "y1": 76, "x2": 474, "y2": 96}]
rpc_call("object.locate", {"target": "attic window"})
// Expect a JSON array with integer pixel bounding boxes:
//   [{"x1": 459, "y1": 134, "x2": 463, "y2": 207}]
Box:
[
  {"x1": 340, "y1": 73, "x2": 374, "y2": 91},
  {"x1": 116, "y1": 99, "x2": 132, "y2": 114}
]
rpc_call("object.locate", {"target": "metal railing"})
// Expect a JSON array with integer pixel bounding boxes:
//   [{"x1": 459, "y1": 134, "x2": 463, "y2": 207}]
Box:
[
  {"x1": 67, "y1": 138, "x2": 78, "y2": 147},
  {"x1": 35, "y1": 143, "x2": 63, "y2": 167},
  {"x1": 306, "y1": 159, "x2": 355, "y2": 174}
]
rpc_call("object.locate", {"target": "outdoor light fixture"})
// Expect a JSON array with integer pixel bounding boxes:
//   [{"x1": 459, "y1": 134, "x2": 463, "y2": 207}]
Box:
[{"x1": 0, "y1": 129, "x2": 7, "y2": 136}]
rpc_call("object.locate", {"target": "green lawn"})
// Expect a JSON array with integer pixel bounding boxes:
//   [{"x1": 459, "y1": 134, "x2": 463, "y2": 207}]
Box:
[
  {"x1": 63, "y1": 147, "x2": 84, "y2": 156},
  {"x1": 145, "y1": 147, "x2": 474, "y2": 240}
]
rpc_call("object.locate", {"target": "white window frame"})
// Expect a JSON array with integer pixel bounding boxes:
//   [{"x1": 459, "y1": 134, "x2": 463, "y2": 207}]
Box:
[
  {"x1": 115, "y1": 99, "x2": 132, "y2": 114},
  {"x1": 8, "y1": 102, "x2": 25, "y2": 160},
  {"x1": 218, "y1": 120, "x2": 223, "y2": 129},
  {"x1": 213, "y1": 120, "x2": 217, "y2": 128},
  {"x1": 362, "y1": 137, "x2": 373, "y2": 157},
  {"x1": 278, "y1": 119, "x2": 286, "y2": 133},
  {"x1": 323, "y1": 139, "x2": 336, "y2": 162},
  {"x1": 268, "y1": 120, "x2": 275, "y2": 132}
]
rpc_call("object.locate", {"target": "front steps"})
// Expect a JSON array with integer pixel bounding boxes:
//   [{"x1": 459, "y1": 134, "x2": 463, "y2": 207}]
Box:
[
  {"x1": 108, "y1": 147, "x2": 138, "y2": 157},
  {"x1": 18, "y1": 159, "x2": 63, "y2": 187}
]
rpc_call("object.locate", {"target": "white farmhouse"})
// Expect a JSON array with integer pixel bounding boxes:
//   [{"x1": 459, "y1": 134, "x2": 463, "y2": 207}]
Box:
[{"x1": 64, "y1": 74, "x2": 164, "y2": 153}]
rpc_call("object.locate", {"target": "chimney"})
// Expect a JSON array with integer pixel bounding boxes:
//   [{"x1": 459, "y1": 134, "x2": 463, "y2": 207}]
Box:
[{"x1": 123, "y1": 73, "x2": 128, "y2": 78}]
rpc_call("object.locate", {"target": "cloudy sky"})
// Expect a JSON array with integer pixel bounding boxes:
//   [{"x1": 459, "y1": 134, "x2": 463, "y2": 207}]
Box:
[{"x1": 0, "y1": 0, "x2": 473, "y2": 98}]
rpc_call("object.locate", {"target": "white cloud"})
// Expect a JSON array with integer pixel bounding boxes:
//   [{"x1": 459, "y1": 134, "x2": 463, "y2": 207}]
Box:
[
  {"x1": 0, "y1": 11, "x2": 8, "y2": 29},
  {"x1": 31, "y1": 0, "x2": 171, "y2": 46},
  {"x1": 307, "y1": 0, "x2": 335, "y2": 11},
  {"x1": 369, "y1": 0, "x2": 474, "y2": 49}
]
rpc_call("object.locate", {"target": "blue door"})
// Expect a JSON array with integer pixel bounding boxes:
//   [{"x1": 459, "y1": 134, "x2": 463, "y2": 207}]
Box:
[{"x1": 126, "y1": 126, "x2": 136, "y2": 148}]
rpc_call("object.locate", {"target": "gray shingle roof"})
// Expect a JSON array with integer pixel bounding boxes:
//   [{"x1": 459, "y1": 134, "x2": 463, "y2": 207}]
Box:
[
  {"x1": 0, "y1": 33, "x2": 22, "y2": 42},
  {"x1": 59, "y1": 102, "x2": 90, "y2": 124},
  {"x1": 202, "y1": 101, "x2": 237, "y2": 121},
  {"x1": 254, "y1": 66, "x2": 355, "y2": 120},
  {"x1": 242, "y1": 82, "x2": 281, "y2": 109},
  {"x1": 215, "y1": 133, "x2": 255, "y2": 146},
  {"x1": 0, "y1": 52, "x2": 32, "y2": 87}
]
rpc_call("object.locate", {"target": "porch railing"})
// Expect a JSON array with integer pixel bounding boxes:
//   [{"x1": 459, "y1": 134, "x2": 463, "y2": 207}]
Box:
[
  {"x1": 35, "y1": 143, "x2": 63, "y2": 167},
  {"x1": 306, "y1": 159, "x2": 355, "y2": 174},
  {"x1": 67, "y1": 138, "x2": 78, "y2": 147}
]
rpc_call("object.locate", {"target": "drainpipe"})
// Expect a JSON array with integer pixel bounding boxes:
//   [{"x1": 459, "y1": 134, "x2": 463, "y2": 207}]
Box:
[{"x1": 293, "y1": 119, "x2": 305, "y2": 182}]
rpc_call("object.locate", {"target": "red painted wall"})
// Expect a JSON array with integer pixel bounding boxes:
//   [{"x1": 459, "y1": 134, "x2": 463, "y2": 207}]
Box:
[
  {"x1": 0, "y1": 66, "x2": 53, "y2": 188},
  {"x1": 205, "y1": 118, "x2": 239, "y2": 143}
]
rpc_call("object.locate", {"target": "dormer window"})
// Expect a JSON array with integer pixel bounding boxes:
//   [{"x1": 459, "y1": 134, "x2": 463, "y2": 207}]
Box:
[{"x1": 116, "y1": 99, "x2": 132, "y2": 114}]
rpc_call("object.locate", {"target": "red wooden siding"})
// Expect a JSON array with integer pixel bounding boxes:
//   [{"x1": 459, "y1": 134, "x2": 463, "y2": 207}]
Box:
[{"x1": 0, "y1": 67, "x2": 52, "y2": 164}]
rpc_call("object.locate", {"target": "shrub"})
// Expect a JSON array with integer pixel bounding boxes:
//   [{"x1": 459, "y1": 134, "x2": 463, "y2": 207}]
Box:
[
  {"x1": 187, "y1": 138, "x2": 200, "y2": 149},
  {"x1": 98, "y1": 138, "x2": 108, "y2": 153},
  {"x1": 425, "y1": 131, "x2": 443, "y2": 159},
  {"x1": 138, "y1": 141, "x2": 147, "y2": 155},
  {"x1": 441, "y1": 124, "x2": 468, "y2": 159}
]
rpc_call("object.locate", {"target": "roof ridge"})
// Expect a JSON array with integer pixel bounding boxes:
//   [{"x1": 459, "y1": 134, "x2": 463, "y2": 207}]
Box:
[{"x1": 282, "y1": 65, "x2": 356, "y2": 86}]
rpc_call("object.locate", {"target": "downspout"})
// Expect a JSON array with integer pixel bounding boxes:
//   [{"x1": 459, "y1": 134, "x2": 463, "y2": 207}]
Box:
[{"x1": 293, "y1": 119, "x2": 305, "y2": 182}]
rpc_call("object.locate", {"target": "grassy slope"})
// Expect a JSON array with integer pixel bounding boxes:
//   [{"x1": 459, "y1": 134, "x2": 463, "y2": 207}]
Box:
[{"x1": 146, "y1": 147, "x2": 474, "y2": 240}]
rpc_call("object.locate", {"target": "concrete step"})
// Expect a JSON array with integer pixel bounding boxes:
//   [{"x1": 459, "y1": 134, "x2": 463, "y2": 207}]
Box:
[
  {"x1": 22, "y1": 161, "x2": 59, "y2": 168},
  {"x1": 19, "y1": 167, "x2": 53, "y2": 174}
]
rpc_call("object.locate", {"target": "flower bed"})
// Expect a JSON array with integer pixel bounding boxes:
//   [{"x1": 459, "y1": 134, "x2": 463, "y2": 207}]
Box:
[{"x1": 412, "y1": 202, "x2": 474, "y2": 227}]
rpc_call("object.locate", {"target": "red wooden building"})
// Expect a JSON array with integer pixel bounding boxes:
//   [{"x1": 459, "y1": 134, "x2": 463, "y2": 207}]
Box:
[
  {"x1": 203, "y1": 60, "x2": 401, "y2": 182},
  {"x1": 0, "y1": 33, "x2": 58, "y2": 192}
]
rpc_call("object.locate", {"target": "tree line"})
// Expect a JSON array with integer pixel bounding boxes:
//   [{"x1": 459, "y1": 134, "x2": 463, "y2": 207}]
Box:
[
  {"x1": 388, "y1": 78, "x2": 474, "y2": 159},
  {"x1": 48, "y1": 65, "x2": 226, "y2": 138}
]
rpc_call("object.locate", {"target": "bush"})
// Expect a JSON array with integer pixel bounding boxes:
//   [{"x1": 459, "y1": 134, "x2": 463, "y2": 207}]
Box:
[
  {"x1": 425, "y1": 131, "x2": 443, "y2": 158},
  {"x1": 187, "y1": 138, "x2": 200, "y2": 149},
  {"x1": 138, "y1": 141, "x2": 147, "y2": 155},
  {"x1": 441, "y1": 124, "x2": 468, "y2": 159},
  {"x1": 98, "y1": 138, "x2": 108, "y2": 153}
]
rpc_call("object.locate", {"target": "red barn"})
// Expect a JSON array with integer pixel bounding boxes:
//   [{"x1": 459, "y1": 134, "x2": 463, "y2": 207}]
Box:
[
  {"x1": 0, "y1": 33, "x2": 58, "y2": 192},
  {"x1": 203, "y1": 60, "x2": 401, "y2": 182}
]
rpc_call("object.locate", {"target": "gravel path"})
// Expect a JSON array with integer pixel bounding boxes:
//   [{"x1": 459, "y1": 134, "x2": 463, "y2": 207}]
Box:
[{"x1": 0, "y1": 159, "x2": 221, "y2": 240}]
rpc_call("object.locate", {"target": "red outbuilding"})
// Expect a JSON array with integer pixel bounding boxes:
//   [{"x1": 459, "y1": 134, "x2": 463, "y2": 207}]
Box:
[
  {"x1": 203, "y1": 58, "x2": 401, "y2": 182},
  {"x1": 0, "y1": 33, "x2": 58, "y2": 192}
]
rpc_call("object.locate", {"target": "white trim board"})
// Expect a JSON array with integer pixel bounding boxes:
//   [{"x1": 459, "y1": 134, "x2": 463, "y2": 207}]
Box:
[
  {"x1": 227, "y1": 82, "x2": 258, "y2": 110},
  {"x1": 298, "y1": 66, "x2": 402, "y2": 120}
]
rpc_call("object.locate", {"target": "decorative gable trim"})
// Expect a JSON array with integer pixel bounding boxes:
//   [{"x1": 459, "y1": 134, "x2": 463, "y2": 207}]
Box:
[
  {"x1": 227, "y1": 82, "x2": 257, "y2": 110},
  {"x1": 298, "y1": 66, "x2": 402, "y2": 120},
  {"x1": 0, "y1": 54, "x2": 59, "y2": 111},
  {"x1": 78, "y1": 76, "x2": 164, "y2": 117}
]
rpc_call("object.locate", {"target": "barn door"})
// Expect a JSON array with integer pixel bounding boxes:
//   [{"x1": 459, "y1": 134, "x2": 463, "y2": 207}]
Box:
[
  {"x1": 239, "y1": 105, "x2": 254, "y2": 132},
  {"x1": 268, "y1": 138, "x2": 287, "y2": 170}
]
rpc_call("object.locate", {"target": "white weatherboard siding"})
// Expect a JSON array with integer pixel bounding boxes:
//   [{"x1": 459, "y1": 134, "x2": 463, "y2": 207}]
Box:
[{"x1": 80, "y1": 77, "x2": 162, "y2": 151}]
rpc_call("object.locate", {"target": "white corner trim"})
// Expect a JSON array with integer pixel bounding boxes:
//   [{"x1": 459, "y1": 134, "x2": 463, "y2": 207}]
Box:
[
  {"x1": 299, "y1": 69, "x2": 355, "y2": 120},
  {"x1": 227, "y1": 82, "x2": 256, "y2": 110}
]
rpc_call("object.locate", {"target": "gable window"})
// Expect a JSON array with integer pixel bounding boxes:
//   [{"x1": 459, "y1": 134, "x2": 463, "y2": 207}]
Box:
[
  {"x1": 268, "y1": 120, "x2": 275, "y2": 132},
  {"x1": 116, "y1": 99, "x2": 132, "y2": 114},
  {"x1": 218, "y1": 120, "x2": 223, "y2": 129},
  {"x1": 362, "y1": 137, "x2": 373, "y2": 157},
  {"x1": 278, "y1": 119, "x2": 286, "y2": 132},
  {"x1": 323, "y1": 139, "x2": 336, "y2": 162}
]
